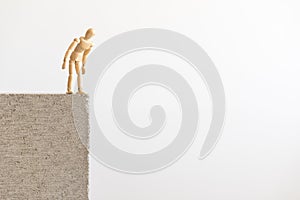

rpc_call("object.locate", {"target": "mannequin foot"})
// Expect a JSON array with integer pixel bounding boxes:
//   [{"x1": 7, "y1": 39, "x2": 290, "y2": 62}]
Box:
[
  {"x1": 66, "y1": 91, "x2": 73, "y2": 94},
  {"x1": 77, "y1": 90, "x2": 86, "y2": 95}
]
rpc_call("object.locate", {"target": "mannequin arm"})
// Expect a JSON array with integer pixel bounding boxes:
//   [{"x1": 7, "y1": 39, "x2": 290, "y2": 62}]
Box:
[
  {"x1": 62, "y1": 38, "x2": 79, "y2": 69},
  {"x1": 82, "y1": 47, "x2": 92, "y2": 66},
  {"x1": 82, "y1": 47, "x2": 92, "y2": 74}
]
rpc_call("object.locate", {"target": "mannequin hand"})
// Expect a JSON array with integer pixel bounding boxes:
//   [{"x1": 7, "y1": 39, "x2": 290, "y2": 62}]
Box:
[{"x1": 62, "y1": 62, "x2": 66, "y2": 69}]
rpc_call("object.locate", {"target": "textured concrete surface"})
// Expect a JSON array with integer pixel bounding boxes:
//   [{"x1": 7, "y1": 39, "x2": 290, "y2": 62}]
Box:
[{"x1": 0, "y1": 94, "x2": 88, "y2": 200}]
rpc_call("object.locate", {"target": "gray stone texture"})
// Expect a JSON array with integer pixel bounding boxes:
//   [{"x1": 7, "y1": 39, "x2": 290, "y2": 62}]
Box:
[{"x1": 0, "y1": 94, "x2": 88, "y2": 200}]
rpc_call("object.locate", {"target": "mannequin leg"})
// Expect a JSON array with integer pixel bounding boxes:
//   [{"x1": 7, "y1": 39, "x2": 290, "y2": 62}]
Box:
[
  {"x1": 67, "y1": 60, "x2": 74, "y2": 94},
  {"x1": 75, "y1": 61, "x2": 85, "y2": 94}
]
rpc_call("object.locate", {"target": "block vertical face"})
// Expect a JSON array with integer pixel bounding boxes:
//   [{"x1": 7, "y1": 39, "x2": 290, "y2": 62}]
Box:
[{"x1": 0, "y1": 94, "x2": 88, "y2": 200}]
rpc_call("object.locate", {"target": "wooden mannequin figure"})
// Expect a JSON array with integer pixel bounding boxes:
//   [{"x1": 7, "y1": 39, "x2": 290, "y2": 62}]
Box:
[{"x1": 62, "y1": 28, "x2": 95, "y2": 94}]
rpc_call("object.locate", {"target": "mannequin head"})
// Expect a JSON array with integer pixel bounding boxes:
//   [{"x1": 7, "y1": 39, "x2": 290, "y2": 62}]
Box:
[{"x1": 85, "y1": 28, "x2": 95, "y2": 39}]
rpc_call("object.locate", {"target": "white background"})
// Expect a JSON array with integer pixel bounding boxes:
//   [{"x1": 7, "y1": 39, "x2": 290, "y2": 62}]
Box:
[{"x1": 1, "y1": 0, "x2": 300, "y2": 199}]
